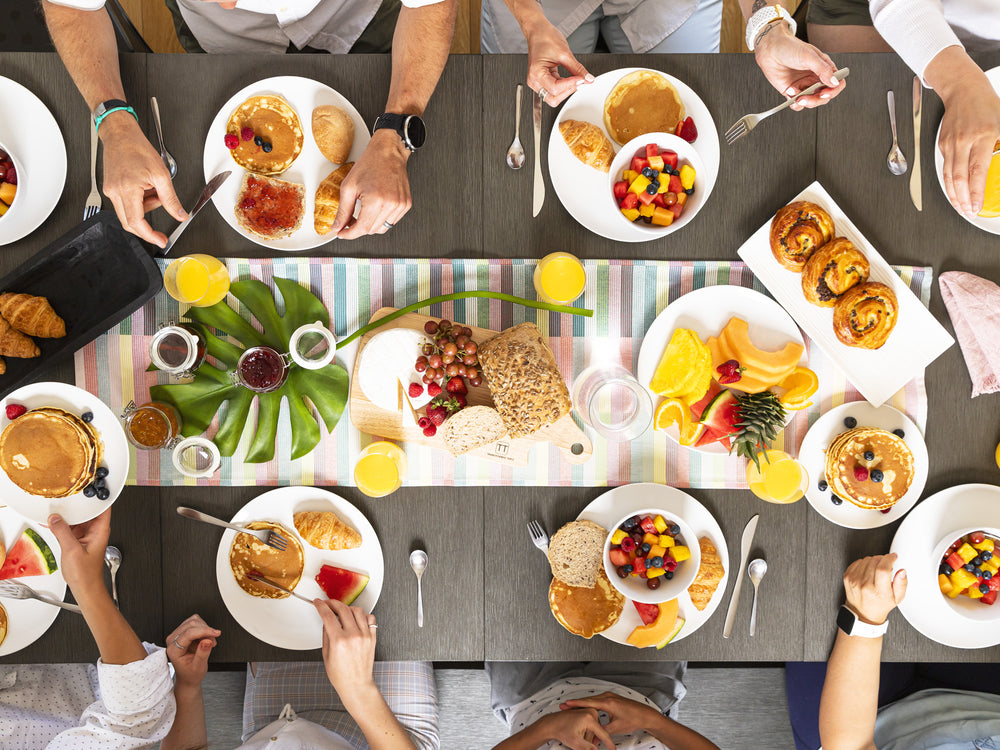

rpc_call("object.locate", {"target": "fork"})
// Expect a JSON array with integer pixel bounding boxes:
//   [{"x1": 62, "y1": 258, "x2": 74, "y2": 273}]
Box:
[
  {"x1": 246, "y1": 572, "x2": 312, "y2": 603},
  {"x1": 0, "y1": 581, "x2": 82, "y2": 614},
  {"x1": 175, "y1": 506, "x2": 289, "y2": 551},
  {"x1": 83, "y1": 117, "x2": 102, "y2": 220},
  {"x1": 725, "y1": 67, "x2": 850, "y2": 146},
  {"x1": 527, "y1": 520, "x2": 549, "y2": 554}
]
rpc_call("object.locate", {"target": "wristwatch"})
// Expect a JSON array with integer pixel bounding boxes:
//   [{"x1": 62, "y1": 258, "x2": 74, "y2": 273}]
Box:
[
  {"x1": 373, "y1": 113, "x2": 426, "y2": 152},
  {"x1": 93, "y1": 99, "x2": 138, "y2": 132},
  {"x1": 745, "y1": 4, "x2": 796, "y2": 51},
  {"x1": 837, "y1": 606, "x2": 889, "y2": 638}
]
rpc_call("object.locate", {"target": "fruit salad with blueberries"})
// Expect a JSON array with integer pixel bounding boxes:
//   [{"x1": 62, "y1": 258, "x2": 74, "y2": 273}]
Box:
[
  {"x1": 608, "y1": 513, "x2": 690, "y2": 590},
  {"x1": 613, "y1": 144, "x2": 696, "y2": 228},
  {"x1": 939, "y1": 530, "x2": 1000, "y2": 606}
]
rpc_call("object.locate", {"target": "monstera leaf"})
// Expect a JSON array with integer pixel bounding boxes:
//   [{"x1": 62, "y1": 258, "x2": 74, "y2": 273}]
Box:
[{"x1": 150, "y1": 278, "x2": 348, "y2": 463}]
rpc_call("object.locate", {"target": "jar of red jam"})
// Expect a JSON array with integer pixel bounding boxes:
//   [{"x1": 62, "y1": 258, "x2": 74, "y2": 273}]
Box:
[
  {"x1": 231, "y1": 346, "x2": 289, "y2": 393},
  {"x1": 149, "y1": 323, "x2": 207, "y2": 378},
  {"x1": 121, "y1": 400, "x2": 182, "y2": 450}
]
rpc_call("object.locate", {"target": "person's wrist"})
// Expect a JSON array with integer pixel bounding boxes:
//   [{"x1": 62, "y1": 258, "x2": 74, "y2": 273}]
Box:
[
  {"x1": 846, "y1": 602, "x2": 887, "y2": 627},
  {"x1": 70, "y1": 576, "x2": 113, "y2": 607},
  {"x1": 753, "y1": 19, "x2": 793, "y2": 56},
  {"x1": 370, "y1": 127, "x2": 411, "y2": 161},
  {"x1": 98, "y1": 110, "x2": 142, "y2": 143},
  {"x1": 926, "y1": 47, "x2": 982, "y2": 103},
  {"x1": 174, "y1": 679, "x2": 205, "y2": 696}
]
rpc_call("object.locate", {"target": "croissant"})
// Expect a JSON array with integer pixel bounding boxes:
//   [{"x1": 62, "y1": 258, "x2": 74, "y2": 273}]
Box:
[
  {"x1": 687, "y1": 536, "x2": 725, "y2": 611},
  {"x1": 833, "y1": 282, "x2": 898, "y2": 349},
  {"x1": 801, "y1": 238, "x2": 870, "y2": 307},
  {"x1": 0, "y1": 294, "x2": 66, "y2": 338},
  {"x1": 0, "y1": 357, "x2": 6, "y2": 375},
  {"x1": 559, "y1": 120, "x2": 614, "y2": 173},
  {"x1": 293, "y1": 510, "x2": 361, "y2": 550},
  {"x1": 770, "y1": 201, "x2": 835, "y2": 272},
  {"x1": 314, "y1": 163, "x2": 353, "y2": 235},
  {"x1": 0, "y1": 316, "x2": 39, "y2": 358}
]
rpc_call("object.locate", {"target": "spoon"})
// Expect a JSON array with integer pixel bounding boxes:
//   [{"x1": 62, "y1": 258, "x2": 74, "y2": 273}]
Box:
[
  {"x1": 506, "y1": 84, "x2": 525, "y2": 170},
  {"x1": 886, "y1": 91, "x2": 908, "y2": 176},
  {"x1": 409, "y1": 549, "x2": 427, "y2": 628},
  {"x1": 104, "y1": 545, "x2": 122, "y2": 609},
  {"x1": 150, "y1": 96, "x2": 178, "y2": 179},
  {"x1": 747, "y1": 558, "x2": 767, "y2": 636}
]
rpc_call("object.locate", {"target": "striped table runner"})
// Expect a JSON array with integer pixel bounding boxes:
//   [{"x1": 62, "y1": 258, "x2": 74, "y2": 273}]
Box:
[{"x1": 73, "y1": 258, "x2": 931, "y2": 489}]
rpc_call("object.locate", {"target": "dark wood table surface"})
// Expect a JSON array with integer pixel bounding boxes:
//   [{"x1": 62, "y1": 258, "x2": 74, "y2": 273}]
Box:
[{"x1": 1, "y1": 50, "x2": 998, "y2": 665}]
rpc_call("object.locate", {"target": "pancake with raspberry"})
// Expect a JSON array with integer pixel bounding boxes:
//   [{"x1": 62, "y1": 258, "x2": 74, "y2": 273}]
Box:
[
  {"x1": 825, "y1": 427, "x2": 914, "y2": 511},
  {"x1": 235, "y1": 173, "x2": 305, "y2": 240},
  {"x1": 226, "y1": 95, "x2": 303, "y2": 176}
]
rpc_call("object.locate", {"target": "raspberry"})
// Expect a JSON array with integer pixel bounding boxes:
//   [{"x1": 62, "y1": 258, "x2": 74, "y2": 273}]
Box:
[
  {"x1": 417, "y1": 416, "x2": 431, "y2": 429},
  {"x1": 854, "y1": 466, "x2": 869, "y2": 481},
  {"x1": 408, "y1": 383, "x2": 423, "y2": 398},
  {"x1": 5, "y1": 404, "x2": 26, "y2": 420},
  {"x1": 6, "y1": 165, "x2": 16, "y2": 186},
  {"x1": 422, "y1": 424, "x2": 437, "y2": 437},
  {"x1": 427, "y1": 382, "x2": 442, "y2": 397},
  {"x1": 240, "y1": 126, "x2": 254, "y2": 142},
  {"x1": 224, "y1": 133, "x2": 239, "y2": 150}
]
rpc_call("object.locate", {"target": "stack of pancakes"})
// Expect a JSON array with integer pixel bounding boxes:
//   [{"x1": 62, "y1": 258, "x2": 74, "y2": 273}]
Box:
[
  {"x1": 549, "y1": 569, "x2": 624, "y2": 639},
  {"x1": 0, "y1": 408, "x2": 102, "y2": 497},
  {"x1": 603, "y1": 71, "x2": 685, "y2": 146},
  {"x1": 229, "y1": 521, "x2": 304, "y2": 599},
  {"x1": 227, "y1": 95, "x2": 303, "y2": 176},
  {"x1": 825, "y1": 427, "x2": 914, "y2": 510}
]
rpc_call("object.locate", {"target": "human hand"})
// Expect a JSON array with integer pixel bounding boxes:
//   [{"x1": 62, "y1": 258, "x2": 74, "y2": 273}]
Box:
[
  {"x1": 843, "y1": 554, "x2": 907, "y2": 626},
  {"x1": 561, "y1": 691, "x2": 661, "y2": 736},
  {"x1": 535, "y1": 707, "x2": 616, "y2": 750},
  {"x1": 937, "y1": 75, "x2": 1000, "y2": 215},
  {"x1": 99, "y1": 115, "x2": 187, "y2": 248},
  {"x1": 166, "y1": 614, "x2": 220, "y2": 690},
  {"x1": 47, "y1": 509, "x2": 111, "y2": 603},
  {"x1": 313, "y1": 598, "x2": 378, "y2": 703},
  {"x1": 524, "y1": 17, "x2": 594, "y2": 107},
  {"x1": 753, "y1": 24, "x2": 845, "y2": 110},
  {"x1": 331, "y1": 129, "x2": 411, "y2": 239}
]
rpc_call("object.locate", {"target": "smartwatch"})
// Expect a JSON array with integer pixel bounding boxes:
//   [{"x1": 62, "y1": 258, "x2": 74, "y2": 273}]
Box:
[
  {"x1": 373, "y1": 113, "x2": 426, "y2": 152},
  {"x1": 93, "y1": 99, "x2": 138, "y2": 133},
  {"x1": 745, "y1": 4, "x2": 796, "y2": 51},
  {"x1": 836, "y1": 606, "x2": 889, "y2": 638}
]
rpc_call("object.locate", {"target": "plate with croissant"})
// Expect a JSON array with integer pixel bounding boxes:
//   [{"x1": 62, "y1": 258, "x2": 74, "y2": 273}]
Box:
[
  {"x1": 214, "y1": 486, "x2": 384, "y2": 650},
  {"x1": 548, "y1": 67, "x2": 720, "y2": 242},
  {"x1": 737, "y1": 181, "x2": 954, "y2": 407}
]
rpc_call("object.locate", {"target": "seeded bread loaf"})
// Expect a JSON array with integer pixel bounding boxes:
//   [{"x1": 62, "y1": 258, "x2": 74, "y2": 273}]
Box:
[
  {"x1": 477, "y1": 323, "x2": 572, "y2": 440},
  {"x1": 440, "y1": 405, "x2": 506, "y2": 455},
  {"x1": 547, "y1": 519, "x2": 608, "y2": 588}
]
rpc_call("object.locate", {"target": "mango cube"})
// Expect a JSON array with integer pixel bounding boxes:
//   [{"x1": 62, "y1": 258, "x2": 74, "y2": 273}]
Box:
[
  {"x1": 646, "y1": 567, "x2": 665, "y2": 578},
  {"x1": 611, "y1": 529, "x2": 627, "y2": 545},
  {"x1": 658, "y1": 534, "x2": 675, "y2": 548},
  {"x1": 653, "y1": 515, "x2": 668, "y2": 533},
  {"x1": 679, "y1": 164, "x2": 696, "y2": 191},
  {"x1": 628, "y1": 176, "x2": 651, "y2": 195},
  {"x1": 621, "y1": 207, "x2": 640, "y2": 222},
  {"x1": 670, "y1": 545, "x2": 691, "y2": 563},
  {"x1": 958, "y1": 543, "x2": 979, "y2": 563}
]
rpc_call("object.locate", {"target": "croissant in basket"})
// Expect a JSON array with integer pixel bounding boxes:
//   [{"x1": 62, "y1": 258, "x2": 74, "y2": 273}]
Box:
[
  {"x1": 770, "y1": 201, "x2": 835, "y2": 272},
  {"x1": 0, "y1": 294, "x2": 65, "y2": 338},
  {"x1": 0, "y1": 316, "x2": 39, "y2": 358}
]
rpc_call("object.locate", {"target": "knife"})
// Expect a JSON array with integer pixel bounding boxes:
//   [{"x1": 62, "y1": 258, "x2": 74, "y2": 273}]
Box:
[
  {"x1": 160, "y1": 170, "x2": 232, "y2": 256},
  {"x1": 909, "y1": 76, "x2": 922, "y2": 212},
  {"x1": 532, "y1": 92, "x2": 544, "y2": 217},
  {"x1": 723, "y1": 514, "x2": 759, "y2": 639}
]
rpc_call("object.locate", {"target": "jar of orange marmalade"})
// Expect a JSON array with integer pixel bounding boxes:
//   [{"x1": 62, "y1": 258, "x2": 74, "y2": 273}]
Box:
[{"x1": 121, "y1": 400, "x2": 182, "y2": 450}]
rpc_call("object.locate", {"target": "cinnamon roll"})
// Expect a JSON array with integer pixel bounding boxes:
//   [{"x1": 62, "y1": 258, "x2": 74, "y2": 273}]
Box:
[
  {"x1": 833, "y1": 282, "x2": 898, "y2": 349},
  {"x1": 801, "y1": 238, "x2": 870, "y2": 307},
  {"x1": 769, "y1": 201, "x2": 835, "y2": 272}
]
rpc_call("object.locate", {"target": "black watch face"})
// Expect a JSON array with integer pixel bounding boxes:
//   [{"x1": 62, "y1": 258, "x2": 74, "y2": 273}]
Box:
[
  {"x1": 404, "y1": 116, "x2": 426, "y2": 149},
  {"x1": 836, "y1": 606, "x2": 854, "y2": 634}
]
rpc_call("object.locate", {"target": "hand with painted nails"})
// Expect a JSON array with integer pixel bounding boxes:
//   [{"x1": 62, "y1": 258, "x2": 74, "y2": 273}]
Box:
[
  {"x1": 166, "y1": 614, "x2": 220, "y2": 689},
  {"x1": 753, "y1": 23, "x2": 846, "y2": 110},
  {"x1": 523, "y1": 15, "x2": 594, "y2": 107}
]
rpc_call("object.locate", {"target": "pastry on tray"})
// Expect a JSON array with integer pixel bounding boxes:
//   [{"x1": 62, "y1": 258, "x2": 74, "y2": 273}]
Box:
[
  {"x1": 0, "y1": 316, "x2": 39, "y2": 358},
  {"x1": 769, "y1": 201, "x2": 835, "y2": 272},
  {"x1": 293, "y1": 510, "x2": 361, "y2": 551},
  {"x1": 547, "y1": 519, "x2": 608, "y2": 588},
  {"x1": 603, "y1": 71, "x2": 684, "y2": 145},
  {"x1": 226, "y1": 94, "x2": 303, "y2": 176},
  {"x1": 229, "y1": 520, "x2": 304, "y2": 599},
  {"x1": 312, "y1": 105, "x2": 354, "y2": 165},
  {"x1": 832, "y1": 281, "x2": 898, "y2": 349},
  {"x1": 687, "y1": 536, "x2": 725, "y2": 611},
  {"x1": 548, "y1": 569, "x2": 624, "y2": 639},
  {"x1": 825, "y1": 426, "x2": 914, "y2": 511},
  {"x1": 800, "y1": 238, "x2": 870, "y2": 308},
  {"x1": 559, "y1": 120, "x2": 614, "y2": 172},
  {"x1": 235, "y1": 173, "x2": 305, "y2": 240},
  {"x1": 0, "y1": 294, "x2": 66, "y2": 338},
  {"x1": 314, "y1": 163, "x2": 353, "y2": 235}
]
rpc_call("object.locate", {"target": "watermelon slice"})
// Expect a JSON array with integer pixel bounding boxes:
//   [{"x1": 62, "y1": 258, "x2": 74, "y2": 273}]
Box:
[
  {"x1": 0, "y1": 529, "x2": 57, "y2": 580},
  {"x1": 315, "y1": 564, "x2": 369, "y2": 605},
  {"x1": 700, "y1": 390, "x2": 740, "y2": 434},
  {"x1": 689, "y1": 381, "x2": 722, "y2": 421},
  {"x1": 632, "y1": 600, "x2": 660, "y2": 626}
]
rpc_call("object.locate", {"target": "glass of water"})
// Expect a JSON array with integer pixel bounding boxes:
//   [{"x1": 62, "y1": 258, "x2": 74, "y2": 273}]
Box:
[{"x1": 572, "y1": 365, "x2": 653, "y2": 441}]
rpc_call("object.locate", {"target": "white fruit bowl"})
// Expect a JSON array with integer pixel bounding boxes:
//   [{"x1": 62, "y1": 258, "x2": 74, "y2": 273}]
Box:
[
  {"x1": 0, "y1": 140, "x2": 24, "y2": 229},
  {"x1": 931, "y1": 526, "x2": 1000, "y2": 624}
]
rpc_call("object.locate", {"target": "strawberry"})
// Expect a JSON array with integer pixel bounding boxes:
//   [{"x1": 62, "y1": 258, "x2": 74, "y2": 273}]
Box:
[
  {"x1": 427, "y1": 382, "x2": 442, "y2": 397},
  {"x1": 408, "y1": 383, "x2": 423, "y2": 398},
  {"x1": 445, "y1": 376, "x2": 467, "y2": 395},
  {"x1": 5, "y1": 404, "x2": 26, "y2": 420},
  {"x1": 427, "y1": 405, "x2": 447, "y2": 426},
  {"x1": 422, "y1": 424, "x2": 437, "y2": 437},
  {"x1": 676, "y1": 116, "x2": 698, "y2": 143},
  {"x1": 453, "y1": 393, "x2": 467, "y2": 409},
  {"x1": 716, "y1": 359, "x2": 744, "y2": 385},
  {"x1": 224, "y1": 133, "x2": 239, "y2": 150}
]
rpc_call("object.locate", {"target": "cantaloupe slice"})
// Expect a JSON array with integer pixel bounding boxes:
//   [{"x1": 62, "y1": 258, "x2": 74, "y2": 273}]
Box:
[
  {"x1": 708, "y1": 318, "x2": 803, "y2": 392},
  {"x1": 626, "y1": 598, "x2": 683, "y2": 649}
]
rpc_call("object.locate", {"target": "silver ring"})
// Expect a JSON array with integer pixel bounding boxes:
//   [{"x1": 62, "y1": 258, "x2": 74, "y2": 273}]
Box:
[
  {"x1": 382, "y1": 220, "x2": 394, "y2": 230},
  {"x1": 173, "y1": 636, "x2": 184, "y2": 650},
  {"x1": 539, "y1": 87, "x2": 548, "y2": 102},
  {"x1": 368, "y1": 624, "x2": 378, "y2": 629}
]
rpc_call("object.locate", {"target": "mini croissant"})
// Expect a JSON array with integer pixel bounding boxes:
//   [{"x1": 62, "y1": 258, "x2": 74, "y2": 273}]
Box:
[
  {"x1": 687, "y1": 536, "x2": 725, "y2": 611},
  {"x1": 0, "y1": 294, "x2": 66, "y2": 338},
  {"x1": 314, "y1": 163, "x2": 354, "y2": 235},
  {"x1": 0, "y1": 316, "x2": 39, "y2": 358},
  {"x1": 293, "y1": 510, "x2": 361, "y2": 550},
  {"x1": 559, "y1": 120, "x2": 614, "y2": 173}
]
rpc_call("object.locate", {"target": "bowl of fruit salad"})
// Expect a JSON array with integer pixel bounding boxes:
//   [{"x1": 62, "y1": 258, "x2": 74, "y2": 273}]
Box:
[
  {"x1": 604, "y1": 509, "x2": 700, "y2": 604},
  {"x1": 0, "y1": 143, "x2": 21, "y2": 223},
  {"x1": 609, "y1": 133, "x2": 707, "y2": 237},
  {"x1": 934, "y1": 527, "x2": 1000, "y2": 622}
]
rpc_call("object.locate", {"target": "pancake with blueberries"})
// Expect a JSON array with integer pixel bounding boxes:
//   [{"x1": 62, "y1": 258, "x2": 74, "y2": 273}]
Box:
[
  {"x1": 226, "y1": 95, "x2": 303, "y2": 176},
  {"x1": 0, "y1": 407, "x2": 100, "y2": 498},
  {"x1": 825, "y1": 427, "x2": 914, "y2": 511}
]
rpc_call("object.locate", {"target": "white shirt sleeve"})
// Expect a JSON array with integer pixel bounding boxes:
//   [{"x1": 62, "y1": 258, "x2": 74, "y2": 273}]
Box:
[
  {"x1": 869, "y1": 0, "x2": 964, "y2": 86},
  {"x1": 401, "y1": 0, "x2": 447, "y2": 7},
  {"x1": 46, "y1": 645, "x2": 177, "y2": 750},
  {"x1": 40, "y1": 0, "x2": 106, "y2": 10}
]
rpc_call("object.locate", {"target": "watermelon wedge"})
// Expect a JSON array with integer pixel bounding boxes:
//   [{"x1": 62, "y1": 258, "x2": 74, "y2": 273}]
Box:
[
  {"x1": 632, "y1": 600, "x2": 660, "y2": 626},
  {"x1": 315, "y1": 564, "x2": 369, "y2": 605},
  {"x1": 689, "y1": 382, "x2": 722, "y2": 421},
  {"x1": 0, "y1": 529, "x2": 57, "y2": 580}
]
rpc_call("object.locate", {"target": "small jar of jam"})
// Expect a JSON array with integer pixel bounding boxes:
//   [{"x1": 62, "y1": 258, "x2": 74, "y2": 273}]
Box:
[
  {"x1": 121, "y1": 400, "x2": 182, "y2": 450},
  {"x1": 149, "y1": 323, "x2": 207, "y2": 379},
  {"x1": 231, "y1": 346, "x2": 289, "y2": 393}
]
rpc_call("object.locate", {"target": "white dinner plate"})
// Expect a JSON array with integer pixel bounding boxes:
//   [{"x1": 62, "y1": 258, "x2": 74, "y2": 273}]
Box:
[
  {"x1": 0, "y1": 511, "x2": 65, "y2": 656},
  {"x1": 890, "y1": 483, "x2": 1000, "y2": 649},
  {"x1": 798, "y1": 402, "x2": 927, "y2": 529},
  {"x1": 0, "y1": 383, "x2": 128, "y2": 525},
  {"x1": 215, "y1": 486, "x2": 384, "y2": 651},
  {"x1": 0, "y1": 77, "x2": 68, "y2": 246},
  {"x1": 737, "y1": 181, "x2": 954, "y2": 407},
  {"x1": 548, "y1": 67, "x2": 720, "y2": 242},
  {"x1": 576, "y1": 483, "x2": 729, "y2": 646},
  {"x1": 203, "y1": 75, "x2": 371, "y2": 252},
  {"x1": 934, "y1": 66, "x2": 1000, "y2": 235},
  {"x1": 635, "y1": 285, "x2": 805, "y2": 455}
]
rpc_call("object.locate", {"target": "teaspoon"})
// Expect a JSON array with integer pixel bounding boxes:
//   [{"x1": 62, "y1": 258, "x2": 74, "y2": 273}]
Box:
[
  {"x1": 506, "y1": 84, "x2": 525, "y2": 170},
  {"x1": 104, "y1": 545, "x2": 122, "y2": 609},
  {"x1": 150, "y1": 96, "x2": 178, "y2": 179},
  {"x1": 409, "y1": 549, "x2": 427, "y2": 628},
  {"x1": 886, "y1": 91, "x2": 908, "y2": 176},
  {"x1": 747, "y1": 558, "x2": 767, "y2": 636}
]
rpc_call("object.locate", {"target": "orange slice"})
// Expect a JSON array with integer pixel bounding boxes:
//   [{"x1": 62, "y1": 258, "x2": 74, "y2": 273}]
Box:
[
  {"x1": 653, "y1": 398, "x2": 703, "y2": 445},
  {"x1": 777, "y1": 366, "x2": 818, "y2": 406}
]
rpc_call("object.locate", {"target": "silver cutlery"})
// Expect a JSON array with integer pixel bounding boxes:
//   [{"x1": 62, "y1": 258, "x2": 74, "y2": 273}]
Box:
[
  {"x1": 160, "y1": 170, "x2": 231, "y2": 256},
  {"x1": 532, "y1": 91, "x2": 544, "y2": 216},
  {"x1": 104, "y1": 545, "x2": 122, "y2": 609},
  {"x1": 886, "y1": 91, "x2": 908, "y2": 175},
  {"x1": 150, "y1": 96, "x2": 177, "y2": 179},
  {"x1": 747, "y1": 558, "x2": 768, "y2": 637},
  {"x1": 910, "y1": 76, "x2": 923, "y2": 211},
  {"x1": 0, "y1": 581, "x2": 82, "y2": 614},
  {"x1": 83, "y1": 118, "x2": 102, "y2": 220},
  {"x1": 527, "y1": 520, "x2": 549, "y2": 554},
  {"x1": 723, "y1": 514, "x2": 759, "y2": 638},
  {"x1": 409, "y1": 549, "x2": 427, "y2": 628},
  {"x1": 507, "y1": 84, "x2": 525, "y2": 170},
  {"x1": 175, "y1": 506, "x2": 289, "y2": 551},
  {"x1": 246, "y1": 572, "x2": 312, "y2": 603},
  {"x1": 725, "y1": 68, "x2": 850, "y2": 146}
]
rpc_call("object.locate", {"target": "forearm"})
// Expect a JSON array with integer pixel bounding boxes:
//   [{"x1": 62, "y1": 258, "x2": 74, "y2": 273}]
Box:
[
  {"x1": 491, "y1": 721, "x2": 549, "y2": 750},
  {"x1": 818, "y1": 631, "x2": 882, "y2": 750},
  {"x1": 499, "y1": 0, "x2": 553, "y2": 38},
  {"x1": 159, "y1": 684, "x2": 208, "y2": 750},
  {"x1": 645, "y1": 712, "x2": 722, "y2": 750},
  {"x1": 924, "y1": 46, "x2": 990, "y2": 105},
  {"x1": 41, "y1": 1, "x2": 124, "y2": 109},
  {"x1": 346, "y1": 685, "x2": 419, "y2": 750},
  {"x1": 385, "y1": 1, "x2": 457, "y2": 116},
  {"x1": 76, "y1": 584, "x2": 146, "y2": 665}
]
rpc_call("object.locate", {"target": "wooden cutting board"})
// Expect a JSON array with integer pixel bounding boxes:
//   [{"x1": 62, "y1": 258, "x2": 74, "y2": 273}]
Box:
[{"x1": 349, "y1": 308, "x2": 593, "y2": 466}]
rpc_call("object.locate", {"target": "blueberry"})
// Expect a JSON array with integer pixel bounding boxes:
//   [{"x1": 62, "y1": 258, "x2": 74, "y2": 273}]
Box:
[
  {"x1": 262, "y1": 142, "x2": 273, "y2": 153},
  {"x1": 96, "y1": 466, "x2": 109, "y2": 479},
  {"x1": 864, "y1": 450, "x2": 875, "y2": 461},
  {"x1": 622, "y1": 564, "x2": 634, "y2": 575},
  {"x1": 831, "y1": 494, "x2": 843, "y2": 505},
  {"x1": 97, "y1": 487, "x2": 110, "y2": 501},
  {"x1": 965, "y1": 563, "x2": 977, "y2": 573},
  {"x1": 669, "y1": 523, "x2": 680, "y2": 535},
  {"x1": 818, "y1": 479, "x2": 828, "y2": 491},
  {"x1": 974, "y1": 567, "x2": 984, "y2": 577},
  {"x1": 641, "y1": 167, "x2": 656, "y2": 178},
  {"x1": 973, "y1": 556, "x2": 983, "y2": 566},
  {"x1": 940, "y1": 563, "x2": 953, "y2": 575},
  {"x1": 685, "y1": 187, "x2": 695, "y2": 196},
  {"x1": 616, "y1": 565, "x2": 629, "y2": 579},
  {"x1": 983, "y1": 551, "x2": 993, "y2": 561},
  {"x1": 645, "y1": 183, "x2": 658, "y2": 195},
  {"x1": 980, "y1": 583, "x2": 991, "y2": 594},
  {"x1": 893, "y1": 429, "x2": 905, "y2": 438},
  {"x1": 650, "y1": 556, "x2": 664, "y2": 568},
  {"x1": 253, "y1": 135, "x2": 263, "y2": 146},
  {"x1": 81, "y1": 411, "x2": 94, "y2": 423},
  {"x1": 983, "y1": 570, "x2": 993, "y2": 580},
  {"x1": 623, "y1": 516, "x2": 639, "y2": 531},
  {"x1": 640, "y1": 542, "x2": 651, "y2": 555},
  {"x1": 666, "y1": 167, "x2": 679, "y2": 176},
  {"x1": 82, "y1": 484, "x2": 96, "y2": 498},
  {"x1": 94, "y1": 477, "x2": 106, "y2": 491},
  {"x1": 870, "y1": 469, "x2": 884, "y2": 482},
  {"x1": 665, "y1": 570, "x2": 674, "y2": 579},
  {"x1": 844, "y1": 416, "x2": 857, "y2": 428},
  {"x1": 646, "y1": 577, "x2": 661, "y2": 590}
]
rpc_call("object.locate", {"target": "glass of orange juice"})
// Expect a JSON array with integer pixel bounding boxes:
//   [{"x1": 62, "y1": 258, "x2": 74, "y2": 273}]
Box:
[
  {"x1": 354, "y1": 440, "x2": 408, "y2": 498},
  {"x1": 533, "y1": 252, "x2": 586, "y2": 305},
  {"x1": 163, "y1": 254, "x2": 231, "y2": 307},
  {"x1": 746, "y1": 450, "x2": 808, "y2": 504}
]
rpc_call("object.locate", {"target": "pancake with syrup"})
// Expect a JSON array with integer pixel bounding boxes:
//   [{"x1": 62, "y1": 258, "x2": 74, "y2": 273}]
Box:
[
  {"x1": 603, "y1": 71, "x2": 685, "y2": 145},
  {"x1": 226, "y1": 95, "x2": 303, "y2": 175},
  {"x1": 548, "y1": 568, "x2": 624, "y2": 639},
  {"x1": 229, "y1": 521, "x2": 304, "y2": 600},
  {"x1": 825, "y1": 427, "x2": 914, "y2": 511},
  {"x1": 0, "y1": 407, "x2": 101, "y2": 498}
]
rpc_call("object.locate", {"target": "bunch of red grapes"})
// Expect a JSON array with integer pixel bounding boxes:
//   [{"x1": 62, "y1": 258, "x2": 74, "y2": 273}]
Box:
[{"x1": 415, "y1": 319, "x2": 483, "y2": 388}]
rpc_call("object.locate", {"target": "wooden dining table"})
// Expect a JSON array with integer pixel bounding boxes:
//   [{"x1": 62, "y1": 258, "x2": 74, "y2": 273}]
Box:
[{"x1": 1, "y1": 48, "x2": 999, "y2": 666}]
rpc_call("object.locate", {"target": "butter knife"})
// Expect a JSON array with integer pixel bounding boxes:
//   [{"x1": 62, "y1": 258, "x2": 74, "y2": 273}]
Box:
[
  {"x1": 160, "y1": 170, "x2": 232, "y2": 256},
  {"x1": 532, "y1": 92, "x2": 544, "y2": 217},
  {"x1": 723, "y1": 514, "x2": 759, "y2": 639},
  {"x1": 909, "y1": 76, "x2": 922, "y2": 212}
]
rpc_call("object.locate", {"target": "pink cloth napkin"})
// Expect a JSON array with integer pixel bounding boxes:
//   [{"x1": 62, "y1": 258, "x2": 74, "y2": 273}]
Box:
[{"x1": 939, "y1": 271, "x2": 1000, "y2": 397}]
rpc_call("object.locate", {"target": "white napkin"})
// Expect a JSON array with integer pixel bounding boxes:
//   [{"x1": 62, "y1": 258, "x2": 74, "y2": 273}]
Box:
[{"x1": 939, "y1": 271, "x2": 1000, "y2": 397}]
